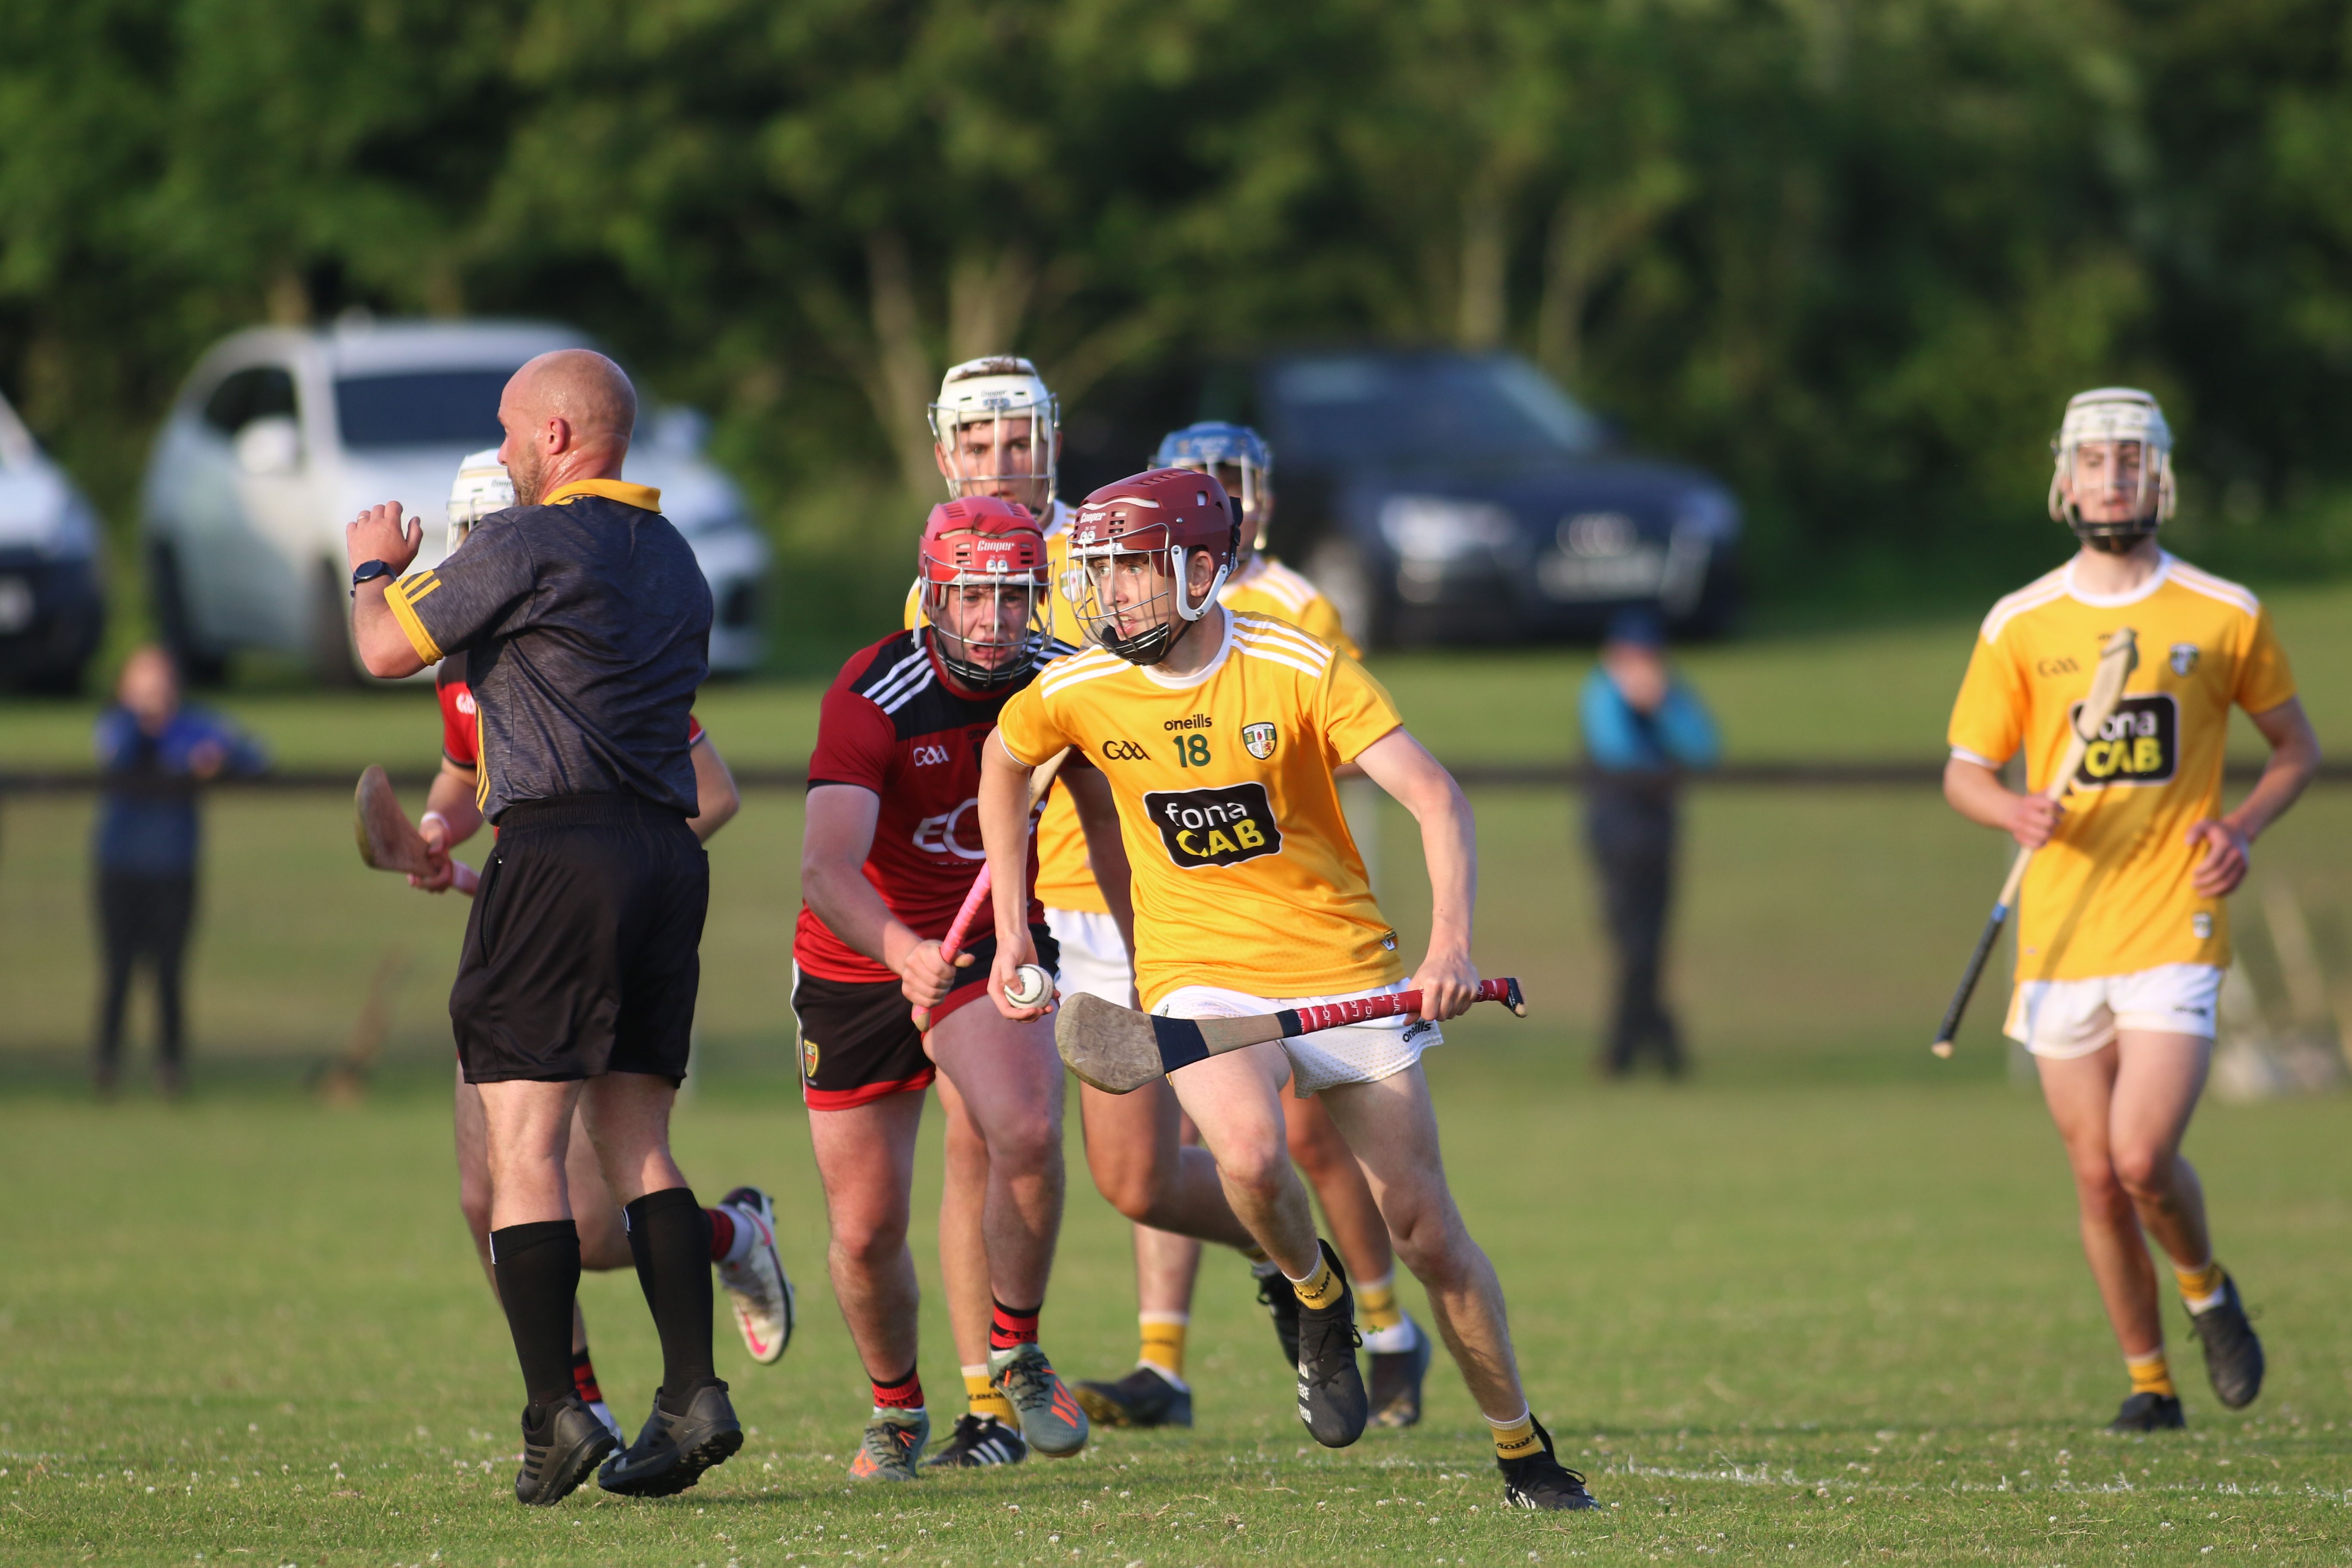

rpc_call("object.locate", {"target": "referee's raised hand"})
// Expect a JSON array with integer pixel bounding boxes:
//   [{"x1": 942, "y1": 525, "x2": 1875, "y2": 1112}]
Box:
[{"x1": 346, "y1": 500, "x2": 423, "y2": 578}]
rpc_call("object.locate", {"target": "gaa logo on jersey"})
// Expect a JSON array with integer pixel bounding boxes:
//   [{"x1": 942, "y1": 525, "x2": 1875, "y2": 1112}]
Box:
[
  {"x1": 1143, "y1": 782, "x2": 1283, "y2": 869},
  {"x1": 2070, "y1": 692, "x2": 2178, "y2": 787},
  {"x1": 455, "y1": 689, "x2": 477, "y2": 716},
  {"x1": 1242, "y1": 722, "x2": 1277, "y2": 760}
]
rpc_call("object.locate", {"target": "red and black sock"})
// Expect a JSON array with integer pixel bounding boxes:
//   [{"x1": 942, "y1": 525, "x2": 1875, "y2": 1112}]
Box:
[
  {"x1": 870, "y1": 1364, "x2": 925, "y2": 1412},
  {"x1": 570, "y1": 1348, "x2": 604, "y2": 1406},
  {"x1": 989, "y1": 1298, "x2": 1041, "y2": 1354},
  {"x1": 706, "y1": 1206, "x2": 736, "y2": 1263}
]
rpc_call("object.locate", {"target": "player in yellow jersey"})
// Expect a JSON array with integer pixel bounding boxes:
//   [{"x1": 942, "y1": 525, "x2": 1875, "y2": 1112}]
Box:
[
  {"x1": 903, "y1": 358, "x2": 1264, "y2": 1465},
  {"x1": 1944, "y1": 389, "x2": 2319, "y2": 1433},
  {"x1": 1069, "y1": 423, "x2": 1432, "y2": 1433},
  {"x1": 976, "y1": 466, "x2": 1596, "y2": 1511}
]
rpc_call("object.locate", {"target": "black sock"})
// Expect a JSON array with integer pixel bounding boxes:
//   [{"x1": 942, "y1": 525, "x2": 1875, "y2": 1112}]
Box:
[
  {"x1": 625, "y1": 1187, "x2": 716, "y2": 1411},
  {"x1": 489, "y1": 1220, "x2": 581, "y2": 1413}
]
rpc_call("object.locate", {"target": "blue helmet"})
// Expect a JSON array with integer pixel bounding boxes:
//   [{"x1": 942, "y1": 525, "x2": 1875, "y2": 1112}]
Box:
[
  {"x1": 1153, "y1": 423, "x2": 1273, "y2": 551},
  {"x1": 1153, "y1": 421, "x2": 1271, "y2": 474}
]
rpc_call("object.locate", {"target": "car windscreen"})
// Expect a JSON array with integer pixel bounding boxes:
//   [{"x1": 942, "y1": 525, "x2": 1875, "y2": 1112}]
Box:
[
  {"x1": 334, "y1": 370, "x2": 513, "y2": 450},
  {"x1": 1268, "y1": 355, "x2": 1601, "y2": 467}
]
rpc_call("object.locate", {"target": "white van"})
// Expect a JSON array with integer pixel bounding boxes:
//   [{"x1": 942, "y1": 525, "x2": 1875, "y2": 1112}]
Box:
[{"x1": 141, "y1": 318, "x2": 768, "y2": 682}]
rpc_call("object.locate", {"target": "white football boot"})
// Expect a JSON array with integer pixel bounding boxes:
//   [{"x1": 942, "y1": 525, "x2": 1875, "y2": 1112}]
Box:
[{"x1": 716, "y1": 1186, "x2": 795, "y2": 1364}]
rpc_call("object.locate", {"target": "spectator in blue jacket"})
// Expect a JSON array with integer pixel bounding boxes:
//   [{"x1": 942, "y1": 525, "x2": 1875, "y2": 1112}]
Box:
[
  {"x1": 1580, "y1": 609, "x2": 1718, "y2": 1077},
  {"x1": 91, "y1": 646, "x2": 266, "y2": 1096}
]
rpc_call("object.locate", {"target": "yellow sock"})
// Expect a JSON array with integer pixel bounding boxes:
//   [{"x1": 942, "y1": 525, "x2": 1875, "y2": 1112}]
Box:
[
  {"x1": 2175, "y1": 1258, "x2": 2226, "y2": 1310},
  {"x1": 962, "y1": 1364, "x2": 1015, "y2": 1424},
  {"x1": 1289, "y1": 1250, "x2": 1343, "y2": 1312},
  {"x1": 1356, "y1": 1272, "x2": 1403, "y2": 1335},
  {"x1": 2127, "y1": 1351, "x2": 2176, "y2": 1398},
  {"x1": 1138, "y1": 1313, "x2": 1188, "y2": 1381},
  {"x1": 1488, "y1": 1409, "x2": 1542, "y2": 1462}
]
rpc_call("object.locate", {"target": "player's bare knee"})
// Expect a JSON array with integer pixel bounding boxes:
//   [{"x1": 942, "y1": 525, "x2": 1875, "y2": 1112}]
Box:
[
  {"x1": 2111, "y1": 1145, "x2": 2177, "y2": 1203},
  {"x1": 830, "y1": 1212, "x2": 911, "y2": 1273},
  {"x1": 1215, "y1": 1139, "x2": 1295, "y2": 1204}
]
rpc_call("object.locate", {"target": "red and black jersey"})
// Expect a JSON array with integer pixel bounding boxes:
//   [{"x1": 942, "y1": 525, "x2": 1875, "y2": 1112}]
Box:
[
  {"x1": 794, "y1": 629, "x2": 1067, "y2": 984},
  {"x1": 437, "y1": 650, "x2": 701, "y2": 772}
]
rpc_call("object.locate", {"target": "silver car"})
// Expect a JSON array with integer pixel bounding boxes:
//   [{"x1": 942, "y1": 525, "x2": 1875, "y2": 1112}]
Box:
[
  {"x1": 0, "y1": 387, "x2": 105, "y2": 693},
  {"x1": 141, "y1": 318, "x2": 767, "y2": 683}
]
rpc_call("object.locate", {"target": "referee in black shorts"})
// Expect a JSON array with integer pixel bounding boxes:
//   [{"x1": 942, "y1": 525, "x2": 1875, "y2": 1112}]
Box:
[{"x1": 346, "y1": 349, "x2": 735, "y2": 1506}]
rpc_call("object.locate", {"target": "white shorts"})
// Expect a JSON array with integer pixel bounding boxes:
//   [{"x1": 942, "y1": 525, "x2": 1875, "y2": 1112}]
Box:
[
  {"x1": 2004, "y1": 963, "x2": 2223, "y2": 1059},
  {"x1": 1045, "y1": 907, "x2": 1133, "y2": 1008},
  {"x1": 1153, "y1": 978, "x2": 1442, "y2": 1096}
]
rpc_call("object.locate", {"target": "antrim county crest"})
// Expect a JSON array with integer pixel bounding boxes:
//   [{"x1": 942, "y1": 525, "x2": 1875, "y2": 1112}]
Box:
[
  {"x1": 2170, "y1": 642, "x2": 2199, "y2": 676},
  {"x1": 1242, "y1": 722, "x2": 1277, "y2": 760}
]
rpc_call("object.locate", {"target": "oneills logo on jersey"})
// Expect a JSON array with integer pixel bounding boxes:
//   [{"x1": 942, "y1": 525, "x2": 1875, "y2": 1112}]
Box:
[
  {"x1": 1143, "y1": 783, "x2": 1283, "y2": 869},
  {"x1": 1242, "y1": 722, "x2": 1277, "y2": 760},
  {"x1": 2071, "y1": 693, "x2": 2178, "y2": 787}
]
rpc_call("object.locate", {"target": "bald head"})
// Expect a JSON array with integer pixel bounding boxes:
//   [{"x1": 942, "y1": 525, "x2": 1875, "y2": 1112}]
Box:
[{"x1": 497, "y1": 349, "x2": 637, "y2": 505}]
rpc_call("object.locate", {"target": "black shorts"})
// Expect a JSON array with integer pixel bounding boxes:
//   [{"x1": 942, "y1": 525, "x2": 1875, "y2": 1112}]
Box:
[
  {"x1": 452, "y1": 794, "x2": 709, "y2": 1084},
  {"x1": 793, "y1": 924, "x2": 1058, "y2": 1111}
]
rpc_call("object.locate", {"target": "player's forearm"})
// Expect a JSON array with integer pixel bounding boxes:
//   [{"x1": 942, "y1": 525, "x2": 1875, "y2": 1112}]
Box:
[
  {"x1": 2225, "y1": 704, "x2": 2321, "y2": 843},
  {"x1": 688, "y1": 740, "x2": 741, "y2": 842},
  {"x1": 423, "y1": 764, "x2": 483, "y2": 846},
  {"x1": 800, "y1": 858, "x2": 920, "y2": 972},
  {"x1": 351, "y1": 584, "x2": 426, "y2": 679},
  {"x1": 978, "y1": 735, "x2": 1037, "y2": 945},
  {"x1": 1412, "y1": 782, "x2": 1479, "y2": 958},
  {"x1": 1942, "y1": 757, "x2": 2018, "y2": 831}
]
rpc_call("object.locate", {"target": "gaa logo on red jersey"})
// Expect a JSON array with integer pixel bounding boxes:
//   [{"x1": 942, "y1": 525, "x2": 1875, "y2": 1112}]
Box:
[
  {"x1": 1143, "y1": 783, "x2": 1282, "y2": 870},
  {"x1": 455, "y1": 690, "x2": 477, "y2": 716},
  {"x1": 2070, "y1": 693, "x2": 2177, "y2": 788}
]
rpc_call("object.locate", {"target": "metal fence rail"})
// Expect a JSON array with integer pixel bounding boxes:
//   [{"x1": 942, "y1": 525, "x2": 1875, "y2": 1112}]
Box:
[{"x1": 4, "y1": 760, "x2": 2346, "y2": 796}]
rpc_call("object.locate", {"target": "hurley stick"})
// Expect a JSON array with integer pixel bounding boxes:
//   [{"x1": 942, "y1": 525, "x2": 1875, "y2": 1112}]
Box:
[
  {"x1": 1931, "y1": 626, "x2": 2139, "y2": 1057},
  {"x1": 354, "y1": 764, "x2": 480, "y2": 895},
  {"x1": 1058, "y1": 977, "x2": 1527, "y2": 1094},
  {"x1": 913, "y1": 746, "x2": 1072, "y2": 1029}
]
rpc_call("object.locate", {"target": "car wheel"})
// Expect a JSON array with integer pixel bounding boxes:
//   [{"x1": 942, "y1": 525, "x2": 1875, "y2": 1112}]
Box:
[
  {"x1": 149, "y1": 541, "x2": 227, "y2": 686},
  {"x1": 1303, "y1": 535, "x2": 1392, "y2": 653},
  {"x1": 309, "y1": 557, "x2": 361, "y2": 687}
]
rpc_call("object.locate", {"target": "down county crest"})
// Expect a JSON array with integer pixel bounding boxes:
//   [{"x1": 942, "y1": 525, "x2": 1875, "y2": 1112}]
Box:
[
  {"x1": 2170, "y1": 642, "x2": 2199, "y2": 676},
  {"x1": 1242, "y1": 722, "x2": 1277, "y2": 760}
]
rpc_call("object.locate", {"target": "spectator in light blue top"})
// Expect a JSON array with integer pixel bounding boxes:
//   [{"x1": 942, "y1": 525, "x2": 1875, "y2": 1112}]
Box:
[
  {"x1": 1579, "y1": 609, "x2": 1717, "y2": 1077},
  {"x1": 90, "y1": 646, "x2": 267, "y2": 1096}
]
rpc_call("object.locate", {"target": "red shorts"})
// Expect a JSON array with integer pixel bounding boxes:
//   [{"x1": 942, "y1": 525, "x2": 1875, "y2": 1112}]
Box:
[{"x1": 790, "y1": 924, "x2": 1058, "y2": 1111}]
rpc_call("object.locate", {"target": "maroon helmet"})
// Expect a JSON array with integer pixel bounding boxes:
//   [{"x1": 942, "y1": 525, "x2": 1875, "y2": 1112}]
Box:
[
  {"x1": 1067, "y1": 468, "x2": 1239, "y2": 665},
  {"x1": 917, "y1": 496, "x2": 1049, "y2": 692}
]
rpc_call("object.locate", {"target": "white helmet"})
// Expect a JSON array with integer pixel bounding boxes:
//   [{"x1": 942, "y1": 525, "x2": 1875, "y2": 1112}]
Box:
[
  {"x1": 927, "y1": 355, "x2": 1058, "y2": 504},
  {"x1": 2049, "y1": 387, "x2": 2174, "y2": 550},
  {"x1": 446, "y1": 446, "x2": 513, "y2": 547}
]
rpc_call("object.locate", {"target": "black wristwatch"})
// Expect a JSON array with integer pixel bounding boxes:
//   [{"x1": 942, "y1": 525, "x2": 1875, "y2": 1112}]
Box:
[{"x1": 349, "y1": 559, "x2": 394, "y2": 597}]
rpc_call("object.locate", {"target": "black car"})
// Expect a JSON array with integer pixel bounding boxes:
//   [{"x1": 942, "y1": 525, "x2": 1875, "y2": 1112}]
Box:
[{"x1": 1060, "y1": 349, "x2": 1740, "y2": 648}]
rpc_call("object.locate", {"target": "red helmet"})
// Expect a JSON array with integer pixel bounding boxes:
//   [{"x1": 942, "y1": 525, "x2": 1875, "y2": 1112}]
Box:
[
  {"x1": 918, "y1": 496, "x2": 1050, "y2": 693},
  {"x1": 1068, "y1": 468, "x2": 1239, "y2": 665}
]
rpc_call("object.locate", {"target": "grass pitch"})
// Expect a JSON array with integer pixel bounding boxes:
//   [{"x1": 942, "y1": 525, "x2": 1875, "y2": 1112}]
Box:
[
  {"x1": 4, "y1": 1068, "x2": 2351, "y2": 1565},
  {"x1": 6, "y1": 585, "x2": 2352, "y2": 1562}
]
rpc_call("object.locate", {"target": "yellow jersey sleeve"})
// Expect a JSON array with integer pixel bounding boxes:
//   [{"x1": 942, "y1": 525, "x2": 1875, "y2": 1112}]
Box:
[
  {"x1": 1947, "y1": 631, "x2": 2029, "y2": 766},
  {"x1": 2234, "y1": 606, "x2": 2297, "y2": 715},
  {"x1": 1296, "y1": 593, "x2": 1363, "y2": 663},
  {"x1": 995, "y1": 681, "x2": 1071, "y2": 769},
  {"x1": 1321, "y1": 655, "x2": 1404, "y2": 765}
]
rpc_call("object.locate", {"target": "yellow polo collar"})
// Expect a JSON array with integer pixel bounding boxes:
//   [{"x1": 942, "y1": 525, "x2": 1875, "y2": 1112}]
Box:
[{"x1": 542, "y1": 478, "x2": 662, "y2": 512}]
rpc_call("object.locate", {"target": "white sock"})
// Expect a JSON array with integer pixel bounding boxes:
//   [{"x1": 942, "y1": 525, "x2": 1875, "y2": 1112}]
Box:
[{"x1": 716, "y1": 1206, "x2": 756, "y2": 1266}]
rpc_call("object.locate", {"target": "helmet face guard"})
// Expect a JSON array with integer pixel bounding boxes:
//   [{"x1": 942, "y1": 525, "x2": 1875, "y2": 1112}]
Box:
[
  {"x1": 929, "y1": 356, "x2": 1059, "y2": 511},
  {"x1": 918, "y1": 497, "x2": 1050, "y2": 693},
  {"x1": 2049, "y1": 388, "x2": 2174, "y2": 553},
  {"x1": 1155, "y1": 423, "x2": 1272, "y2": 554},
  {"x1": 446, "y1": 447, "x2": 514, "y2": 548},
  {"x1": 1069, "y1": 469, "x2": 1237, "y2": 666}
]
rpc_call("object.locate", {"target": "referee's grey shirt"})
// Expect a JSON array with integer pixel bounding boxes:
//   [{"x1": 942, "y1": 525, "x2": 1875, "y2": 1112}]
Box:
[{"x1": 384, "y1": 479, "x2": 711, "y2": 823}]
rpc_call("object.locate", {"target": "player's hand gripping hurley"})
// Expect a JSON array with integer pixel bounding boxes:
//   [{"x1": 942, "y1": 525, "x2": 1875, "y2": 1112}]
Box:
[
  {"x1": 1058, "y1": 978, "x2": 1528, "y2": 1093},
  {"x1": 354, "y1": 765, "x2": 478, "y2": 894},
  {"x1": 1930, "y1": 626, "x2": 2139, "y2": 1057},
  {"x1": 912, "y1": 747, "x2": 1069, "y2": 1029}
]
